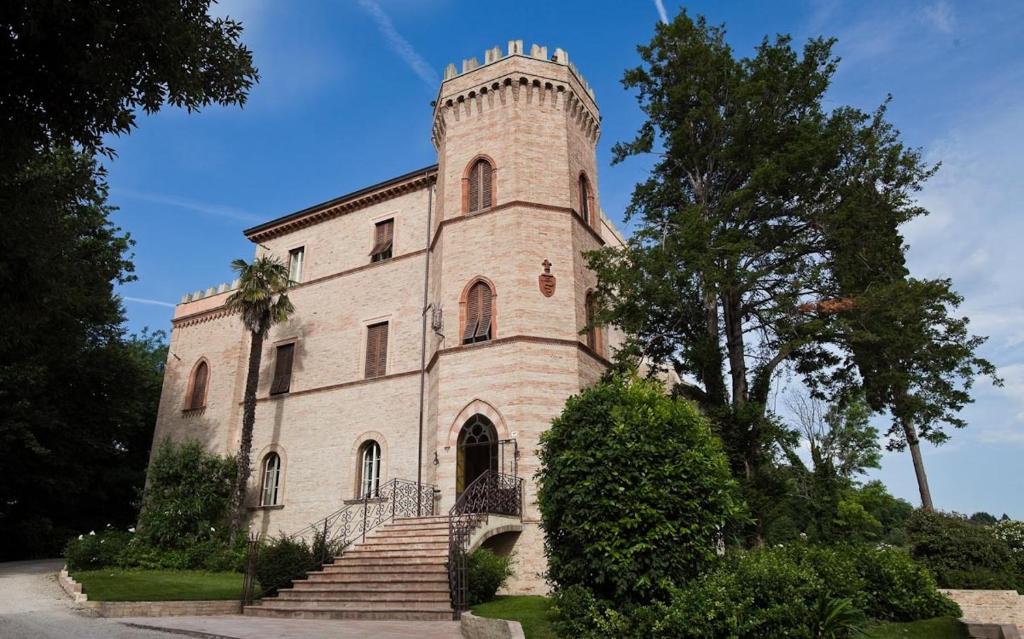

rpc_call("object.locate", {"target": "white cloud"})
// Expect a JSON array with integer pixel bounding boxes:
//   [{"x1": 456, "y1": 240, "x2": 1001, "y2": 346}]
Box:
[
  {"x1": 653, "y1": 0, "x2": 669, "y2": 25},
  {"x1": 113, "y1": 189, "x2": 262, "y2": 223},
  {"x1": 121, "y1": 296, "x2": 176, "y2": 308},
  {"x1": 356, "y1": 0, "x2": 439, "y2": 88},
  {"x1": 922, "y1": 1, "x2": 956, "y2": 34}
]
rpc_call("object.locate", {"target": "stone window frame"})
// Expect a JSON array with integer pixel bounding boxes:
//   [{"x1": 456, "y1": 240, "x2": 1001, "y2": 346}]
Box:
[
  {"x1": 461, "y1": 154, "x2": 497, "y2": 214},
  {"x1": 287, "y1": 245, "x2": 306, "y2": 283},
  {"x1": 350, "y1": 432, "x2": 389, "y2": 501},
  {"x1": 268, "y1": 337, "x2": 298, "y2": 396},
  {"x1": 369, "y1": 212, "x2": 397, "y2": 263},
  {"x1": 361, "y1": 315, "x2": 393, "y2": 379},
  {"x1": 256, "y1": 445, "x2": 287, "y2": 508},
  {"x1": 578, "y1": 170, "x2": 596, "y2": 229},
  {"x1": 183, "y1": 357, "x2": 211, "y2": 413},
  {"x1": 458, "y1": 276, "x2": 498, "y2": 347}
]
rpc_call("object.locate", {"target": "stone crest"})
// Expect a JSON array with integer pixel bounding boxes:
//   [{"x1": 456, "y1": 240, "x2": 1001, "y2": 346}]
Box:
[{"x1": 538, "y1": 260, "x2": 556, "y2": 297}]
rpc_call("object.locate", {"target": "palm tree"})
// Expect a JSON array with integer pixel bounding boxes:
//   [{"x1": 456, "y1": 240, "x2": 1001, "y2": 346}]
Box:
[{"x1": 225, "y1": 256, "x2": 294, "y2": 538}]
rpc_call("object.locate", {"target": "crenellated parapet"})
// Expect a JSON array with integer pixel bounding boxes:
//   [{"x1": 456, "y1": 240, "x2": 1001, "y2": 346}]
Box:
[
  {"x1": 431, "y1": 40, "x2": 601, "y2": 150},
  {"x1": 179, "y1": 279, "x2": 239, "y2": 305}
]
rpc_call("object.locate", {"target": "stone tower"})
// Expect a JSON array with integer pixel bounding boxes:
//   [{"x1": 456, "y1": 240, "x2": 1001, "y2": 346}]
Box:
[{"x1": 426, "y1": 41, "x2": 613, "y2": 592}]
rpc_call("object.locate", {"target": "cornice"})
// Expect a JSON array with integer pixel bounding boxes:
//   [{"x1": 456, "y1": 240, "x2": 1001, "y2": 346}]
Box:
[{"x1": 429, "y1": 200, "x2": 606, "y2": 251}]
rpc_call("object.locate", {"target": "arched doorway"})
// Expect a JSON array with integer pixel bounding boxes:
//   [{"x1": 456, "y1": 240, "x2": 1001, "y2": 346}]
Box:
[{"x1": 456, "y1": 415, "x2": 498, "y2": 496}]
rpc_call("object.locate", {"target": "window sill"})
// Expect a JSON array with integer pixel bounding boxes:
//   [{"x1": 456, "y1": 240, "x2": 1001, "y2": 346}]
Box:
[
  {"x1": 181, "y1": 407, "x2": 206, "y2": 417},
  {"x1": 248, "y1": 504, "x2": 285, "y2": 511},
  {"x1": 268, "y1": 391, "x2": 290, "y2": 399}
]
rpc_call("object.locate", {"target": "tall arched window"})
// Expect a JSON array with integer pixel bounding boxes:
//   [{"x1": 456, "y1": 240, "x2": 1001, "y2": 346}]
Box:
[
  {"x1": 466, "y1": 158, "x2": 494, "y2": 213},
  {"x1": 578, "y1": 173, "x2": 593, "y2": 226},
  {"x1": 585, "y1": 291, "x2": 602, "y2": 355},
  {"x1": 260, "y1": 453, "x2": 281, "y2": 506},
  {"x1": 187, "y1": 360, "x2": 209, "y2": 410},
  {"x1": 463, "y1": 280, "x2": 494, "y2": 344},
  {"x1": 358, "y1": 440, "x2": 381, "y2": 498}
]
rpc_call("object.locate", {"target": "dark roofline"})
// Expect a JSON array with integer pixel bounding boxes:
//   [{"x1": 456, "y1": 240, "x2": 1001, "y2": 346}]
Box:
[{"x1": 243, "y1": 164, "x2": 438, "y2": 238}]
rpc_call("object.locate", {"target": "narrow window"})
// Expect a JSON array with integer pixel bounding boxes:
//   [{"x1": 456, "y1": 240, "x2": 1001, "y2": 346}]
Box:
[
  {"x1": 288, "y1": 247, "x2": 305, "y2": 283},
  {"x1": 270, "y1": 343, "x2": 295, "y2": 395},
  {"x1": 188, "y1": 360, "x2": 209, "y2": 410},
  {"x1": 359, "y1": 441, "x2": 381, "y2": 498},
  {"x1": 261, "y1": 453, "x2": 281, "y2": 506},
  {"x1": 370, "y1": 219, "x2": 394, "y2": 263},
  {"x1": 467, "y1": 159, "x2": 493, "y2": 213},
  {"x1": 579, "y1": 174, "x2": 592, "y2": 225},
  {"x1": 462, "y1": 281, "x2": 493, "y2": 344},
  {"x1": 364, "y1": 322, "x2": 389, "y2": 378},
  {"x1": 586, "y1": 291, "x2": 601, "y2": 354}
]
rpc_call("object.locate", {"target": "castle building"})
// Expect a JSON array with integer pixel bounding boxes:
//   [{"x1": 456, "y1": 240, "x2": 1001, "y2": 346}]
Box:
[{"x1": 152, "y1": 41, "x2": 624, "y2": 601}]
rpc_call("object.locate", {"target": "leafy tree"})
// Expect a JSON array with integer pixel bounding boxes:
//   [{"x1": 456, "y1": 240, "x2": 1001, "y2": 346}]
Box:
[
  {"x1": 970, "y1": 512, "x2": 998, "y2": 526},
  {"x1": 225, "y1": 257, "x2": 294, "y2": 537},
  {"x1": 588, "y1": 9, "x2": 993, "y2": 530},
  {"x1": 537, "y1": 375, "x2": 741, "y2": 604},
  {"x1": 1, "y1": 0, "x2": 257, "y2": 171},
  {"x1": 849, "y1": 480, "x2": 914, "y2": 544},
  {"x1": 0, "y1": 1, "x2": 256, "y2": 558}
]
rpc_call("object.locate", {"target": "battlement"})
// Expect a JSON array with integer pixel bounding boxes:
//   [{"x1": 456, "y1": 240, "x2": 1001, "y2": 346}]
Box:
[
  {"x1": 178, "y1": 279, "x2": 239, "y2": 305},
  {"x1": 442, "y1": 40, "x2": 595, "y2": 101}
]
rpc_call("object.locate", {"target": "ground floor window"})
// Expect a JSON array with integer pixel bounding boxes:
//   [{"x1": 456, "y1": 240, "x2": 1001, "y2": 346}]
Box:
[
  {"x1": 359, "y1": 440, "x2": 381, "y2": 498},
  {"x1": 261, "y1": 452, "x2": 281, "y2": 506}
]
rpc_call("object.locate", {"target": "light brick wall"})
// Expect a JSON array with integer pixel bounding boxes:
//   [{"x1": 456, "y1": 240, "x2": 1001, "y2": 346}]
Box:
[{"x1": 151, "y1": 48, "x2": 624, "y2": 594}]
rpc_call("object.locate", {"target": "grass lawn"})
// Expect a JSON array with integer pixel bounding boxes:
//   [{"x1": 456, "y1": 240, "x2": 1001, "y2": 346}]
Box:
[
  {"x1": 71, "y1": 569, "x2": 244, "y2": 602},
  {"x1": 863, "y1": 617, "x2": 969, "y2": 639},
  {"x1": 472, "y1": 596, "x2": 556, "y2": 639}
]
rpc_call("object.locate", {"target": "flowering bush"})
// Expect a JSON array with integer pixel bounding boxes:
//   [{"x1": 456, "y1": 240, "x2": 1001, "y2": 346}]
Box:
[{"x1": 63, "y1": 527, "x2": 132, "y2": 570}]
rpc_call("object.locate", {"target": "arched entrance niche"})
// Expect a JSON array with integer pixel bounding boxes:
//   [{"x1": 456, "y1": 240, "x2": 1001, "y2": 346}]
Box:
[{"x1": 456, "y1": 415, "x2": 498, "y2": 496}]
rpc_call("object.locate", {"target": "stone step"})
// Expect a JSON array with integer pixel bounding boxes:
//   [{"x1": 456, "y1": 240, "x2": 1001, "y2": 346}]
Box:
[
  {"x1": 362, "y1": 533, "x2": 450, "y2": 544},
  {"x1": 356, "y1": 540, "x2": 449, "y2": 552},
  {"x1": 292, "y1": 579, "x2": 448, "y2": 592},
  {"x1": 339, "y1": 550, "x2": 448, "y2": 561},
  {"x1": 277, "y1": 589, "x2": 450, "y2": 602},
  {"x1": 315, "y1": 565, "x2": 444, "y2": 573},
  {"x1": 255, "y1": 598, "x2": 452, "y2": 612},
  {"x1": 244, "y1": 606, "x2": 452, "y2": 621}
]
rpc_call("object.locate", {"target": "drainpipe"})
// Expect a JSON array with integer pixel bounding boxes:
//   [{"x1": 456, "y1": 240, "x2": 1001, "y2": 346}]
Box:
[{"x1": 416, "y1": 175, "x2": 435, "y2": 516}]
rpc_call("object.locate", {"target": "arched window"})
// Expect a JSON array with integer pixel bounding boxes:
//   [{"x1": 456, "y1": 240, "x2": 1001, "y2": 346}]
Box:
[
  {"x1": 585, "y1": 291, "x2": 602, "y2": 355},
  {"x1": 466, "y1": 158, "x2": 494, "y2": 213},
  {"x1": 260, "y1": 453, "x2": 281, "y2": 506},
  {"x1": 463, "y1": 280, "x2": 494, "y2": 344},
  {"x1": 187, "y1": 360, "x2": 209, "y2": 410},
  {"x1": 456, "y1": 415, "x2": 498, "y2": 496},
  {"x1": 358, "y1": 440, "x2": 381, "y2": 498},
  {"x1": 579, "y1": 173, "x2": 593, "y2": 226}
]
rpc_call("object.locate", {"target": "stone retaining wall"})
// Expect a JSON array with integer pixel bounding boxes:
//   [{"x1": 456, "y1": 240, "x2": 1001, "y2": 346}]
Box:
[
  {"x1": 943, "y1": 589, "x2": 1024, "y2": 633},
  {"x1": 460, "y1": 611, "x2": 525, "y2": 639},
  {"x1": 82, "y1": 600, "x2": 241, "y2": 618}
]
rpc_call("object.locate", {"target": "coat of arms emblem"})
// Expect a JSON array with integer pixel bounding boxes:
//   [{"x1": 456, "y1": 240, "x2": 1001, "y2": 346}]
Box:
[{"x1": 538, "y1": 260, "x2": 556, "y2": 297}]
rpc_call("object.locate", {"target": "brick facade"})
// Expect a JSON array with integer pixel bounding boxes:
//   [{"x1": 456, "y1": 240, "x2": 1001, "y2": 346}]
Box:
[{"x1": 150, "y1": 41, "x2": 623, "y2": 594}]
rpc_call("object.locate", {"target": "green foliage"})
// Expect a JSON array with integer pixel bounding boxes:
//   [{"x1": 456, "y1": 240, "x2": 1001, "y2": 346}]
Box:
[
  {"x1": 850, "y1": 481, "x2": 914, "y2": 545},
  {"x1": 552, "y1": 544, "x2": 958, "y2": 638},
  {"x1": 834, "y1": 499, "x2": 883, "y2": 542},
  {"x1": 1, "y1": 0, "x2": 256, "y2": 560},
  {"x1": 256, "y1": 536, "x2": 317, "y2": 596},
  {"x1": 68, "y1": 569, "x2": 243, "y2": 602},
  {"x1": 537, "y1": 376, "x2": 741, "y2": 604},
  {"x1": 472, "y1": 596, "x2": 557, "y2": 639},
  {"x1": 64, "y1": 528, "x2": 133, "y2": 571},
  {"x1": 467, "y1": 548, "x2": 514, "y2": 605},
  {"x1": 906, "y1": 510, "x2": 1020, "y2": 591},
  {"x1": 137, "y1": 440, "x2": 237, "y2": 550}
]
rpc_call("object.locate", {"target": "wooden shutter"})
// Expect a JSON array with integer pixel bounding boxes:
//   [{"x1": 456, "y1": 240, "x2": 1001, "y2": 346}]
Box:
[
  {"x1": 370, "y1": 219, "x2": 394, "y2": 260},
  {"x1": 270, "y1": 343, "x2": 294, "y2": 395},
  {"x1": 365, "y1": 322, "x2": 388, "y2": 378},
  {"x1": 190, "y1": 361, "x2": 208, "y2": 409},
  {"x1": 475, "y1": 284, "x2": 492, "y2": 340},
  {"x1": 463, "y1": 283, "x2": 480, "y2": 342},
  {"x1": 468, "y1": 162, "x2": 480, "y2": 212},
  {"x1": 480, "y1": 161, "x2": 492, "y2": 209}
]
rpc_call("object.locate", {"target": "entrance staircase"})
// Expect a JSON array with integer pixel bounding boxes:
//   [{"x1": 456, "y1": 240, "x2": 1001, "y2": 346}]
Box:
[{"x1": 244, "y1": 515, "x2": 453, "y2": 621}]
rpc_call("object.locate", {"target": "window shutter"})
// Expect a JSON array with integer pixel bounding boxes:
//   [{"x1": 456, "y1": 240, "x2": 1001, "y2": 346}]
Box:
[
  {"x1": 190, "y1": 362, "x2": 208, "y2": 409},
  {"x1": 481, "y1": 161, "x2": 492, "y2": 209},
  {"x1": 475, "y1": 284, "x2": 492, "y2": 339},
  {"x1": 369, "y1": 219, "x2": 394, "y2": 259},
  {"x1": 270, "y1": 343, "x2": 294, "y2": 395},
  {"x1": 468, "y1": 162, "x2": 480, "y2": 212},
  {"x1": 365, "y1": 322, "x2": 388, "y2": 378},
  {"x1": 463, "y1": 284, "x2": 480, "y2": 342}
]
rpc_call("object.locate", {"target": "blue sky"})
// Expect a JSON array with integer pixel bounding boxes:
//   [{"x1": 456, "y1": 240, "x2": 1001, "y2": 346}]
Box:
[{"x1": 109, "y1": 0, "x2": 1024, "y2": 517}]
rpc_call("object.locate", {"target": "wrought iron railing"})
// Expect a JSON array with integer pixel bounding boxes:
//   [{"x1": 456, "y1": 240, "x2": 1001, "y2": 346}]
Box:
[
  {"x1": 241, "y1": 478, "x2": 437, "y2": 606},
  {"x1": 447, "y1": 470, "x2": 524, "y2": 619}
]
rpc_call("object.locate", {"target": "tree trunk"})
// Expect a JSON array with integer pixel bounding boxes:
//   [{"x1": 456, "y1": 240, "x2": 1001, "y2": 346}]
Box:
[
  {"x1": 902, "y1": 415, "x2": 934, "y2": 511},
  {"x1": 230, "y1": 330, "x2": 264, "y2": 540},
  {"x1": 721, "y1": 289, "x2": 747, "y2": 407}
]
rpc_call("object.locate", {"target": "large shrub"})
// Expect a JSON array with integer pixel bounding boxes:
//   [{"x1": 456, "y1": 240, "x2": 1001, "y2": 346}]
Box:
[
  {"x1": 537, "y1": 376, "x2": 741, "y2": 603},
  {"x1": 256, "y1": 536, "x2": 315, "y2": 596},
  {"x1": 467, "y1": 548, "x2": 513, "y2": 605},
  {"x1": 64, "y1": 528, "x2": 132, "y2": 570},
  {"x1": 136, "y1": 439, "x2": 237, "y2": 551},
  {"x1": 906, "y1": 509, "x2": 1020, "y2": 590}
]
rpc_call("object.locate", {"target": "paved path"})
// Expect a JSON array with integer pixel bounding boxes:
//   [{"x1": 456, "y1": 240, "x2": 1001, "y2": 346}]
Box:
[{"x1": 0, "y1": 559, "x2": 461, "y2": 639}]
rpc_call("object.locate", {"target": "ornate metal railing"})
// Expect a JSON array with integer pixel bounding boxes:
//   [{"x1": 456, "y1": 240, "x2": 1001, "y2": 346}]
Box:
[
  {"x1": 241, "y1": 478, "x2": 436, "y2": 606},
  {"x1": 447, "y1": 470, "x2": 524, "y2": 619}
]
